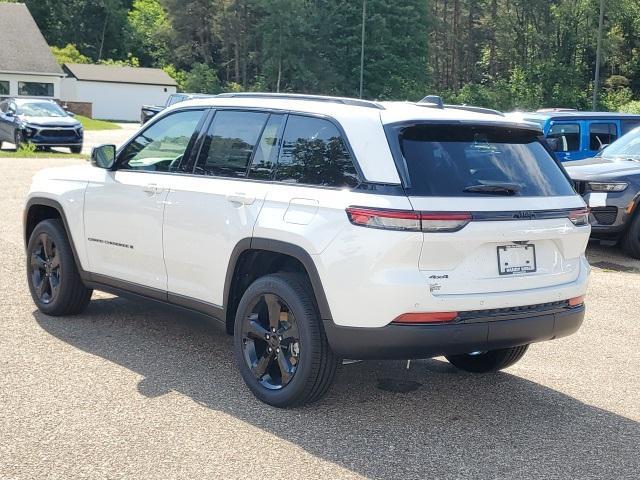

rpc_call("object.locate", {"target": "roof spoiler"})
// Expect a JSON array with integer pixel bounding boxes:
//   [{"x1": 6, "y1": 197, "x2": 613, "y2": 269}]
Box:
[{"x1": 417, "y1": 95, "x2": 504, "y2": 116}]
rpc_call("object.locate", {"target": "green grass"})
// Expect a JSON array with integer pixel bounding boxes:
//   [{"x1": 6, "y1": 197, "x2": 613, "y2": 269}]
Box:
[
  {"x1": 77, "y1": 115, "x2": 121, "y2": 130},
  {"x1": 0, "y1": 147, "x2": 87, "y2": 159}
]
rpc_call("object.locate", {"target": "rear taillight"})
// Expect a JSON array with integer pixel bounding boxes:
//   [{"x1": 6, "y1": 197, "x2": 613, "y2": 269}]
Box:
[
  {"x1": 568, "y1": 208, "x2": 590, "y2": 226},
  {"x1": 346, "y1": 207, "x2": 471, "y2": 233},
  {"x1": 392, "y1": 312, "x2": 459, "y2": 324}
]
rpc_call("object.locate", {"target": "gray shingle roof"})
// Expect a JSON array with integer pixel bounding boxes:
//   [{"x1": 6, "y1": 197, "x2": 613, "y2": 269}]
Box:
[
  {"x1": 0, "y1": 3, "x2": 63, "y2": 75},
  {"x1": 63, "y1": 63, "x2": 177, "y2": 86}
]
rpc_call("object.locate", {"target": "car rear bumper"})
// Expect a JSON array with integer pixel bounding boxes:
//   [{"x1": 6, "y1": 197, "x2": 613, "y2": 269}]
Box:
[{"x1": 323, "y1": 304, "x2": 585, "y2": 359}]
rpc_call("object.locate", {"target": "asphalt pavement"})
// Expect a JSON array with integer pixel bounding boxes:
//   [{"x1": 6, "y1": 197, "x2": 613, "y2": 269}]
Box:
[{"x1": 1, "y1": 157, "x2": 638, "y2": 479}]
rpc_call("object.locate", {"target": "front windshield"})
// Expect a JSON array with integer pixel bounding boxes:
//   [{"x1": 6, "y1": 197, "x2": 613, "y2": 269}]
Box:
[
  {"x1": 16, "y1": 101, "x2": 67, "y2": 117},
  {"x1": 601, "y1": 127, "x2": 640, "y2": 160}
]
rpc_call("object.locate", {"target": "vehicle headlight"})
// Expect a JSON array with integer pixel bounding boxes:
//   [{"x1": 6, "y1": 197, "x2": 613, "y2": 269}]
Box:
[
  {"x1": 22, "y1": 125, "x2": 38, "y2": 137},
  {"x1": 588, "y1": 182, "x2": 628, "y2": 192}
]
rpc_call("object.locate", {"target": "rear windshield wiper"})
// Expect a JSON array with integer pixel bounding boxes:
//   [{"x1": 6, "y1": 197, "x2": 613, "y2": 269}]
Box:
[{"x1": 463, "y1": 181, "x2": 523, "y2": 195}]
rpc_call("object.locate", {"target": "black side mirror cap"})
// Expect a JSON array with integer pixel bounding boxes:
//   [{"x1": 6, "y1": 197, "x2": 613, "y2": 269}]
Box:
[{"x1": 91, "y1": 144, "x2": 117, "y2": 170}]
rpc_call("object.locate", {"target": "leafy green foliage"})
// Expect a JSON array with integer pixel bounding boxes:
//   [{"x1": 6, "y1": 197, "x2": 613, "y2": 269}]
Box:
[
  {"x1": 23, "y1": 0, "x2": 640, "y2": 109},
  {"x1": 50, "y1": 44, "x2": 90, "y2": 65}
]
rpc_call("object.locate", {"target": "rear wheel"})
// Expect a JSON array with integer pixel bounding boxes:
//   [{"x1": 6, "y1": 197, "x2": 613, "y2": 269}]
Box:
[
  {"x1": 621, "y1": 210, "x2": 640, "y2": 259},
  {"x1": 234, "y1": 273, "x2": 339, "y2": 407},
  {"x1": 446, "y1": 345, "x2": 529, "y2": 373},
  {"x1": 26, "y1": 219, "x2": 92, "y2": 316}
]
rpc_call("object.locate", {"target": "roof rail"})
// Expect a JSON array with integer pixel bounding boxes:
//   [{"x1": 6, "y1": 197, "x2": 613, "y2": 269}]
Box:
[
  {"x1": 444, "y1": 104, "x2": 504, "y2": 117},
  {"x1": 214, "y1": 92, "x2": 385, "y2": 110},
  {"x1": 418, "y1": 95, "x2": 444, "y2": 108}
]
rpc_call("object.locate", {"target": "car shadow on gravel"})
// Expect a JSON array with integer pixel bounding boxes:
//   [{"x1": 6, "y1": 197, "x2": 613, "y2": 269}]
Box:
[{"x1": 34, "y1": 295, "x2": 639, "y2": 479}]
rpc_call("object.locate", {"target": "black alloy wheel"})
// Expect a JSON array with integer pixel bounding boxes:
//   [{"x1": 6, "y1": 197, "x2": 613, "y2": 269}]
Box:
[
  {"x1": 14, "y1": 130, "x2": 23, "y2": 150},
  {"x1": 29, "y1": 233, "x2": 61, "y2": 304},
  {"x1": 240, "y1": 293, "x2": 300, "y2": 389}
]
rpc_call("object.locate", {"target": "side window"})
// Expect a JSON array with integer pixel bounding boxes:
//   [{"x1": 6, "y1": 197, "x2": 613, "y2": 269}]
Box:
[
  {"x1": 275, "y1": 115, "x2": 359, "y2": 188},
  {"x1": 590, "y1": 123, "x2": 617, "y2": 150},
  {"x1": 0, "y1": 81, "x2": 9, "y2": 96},
  {"x1": 622, "y1": 120, "x2": 640, "y2": 135},
  {"x1": 0, "y1": 101, "x2": 7, "y2": 113},
  {"x1": 547, "y1": 123, "x2": 580, "y2": 152},
  {"x1": 196, "y1": 110, "x2": 269, "y2": 178},
  {"x1": 119, "y1": 109, "x2": 204, "y2": 172},
  {"x1": 248, "y1": 114, "x2": 285, "y2": 180}
]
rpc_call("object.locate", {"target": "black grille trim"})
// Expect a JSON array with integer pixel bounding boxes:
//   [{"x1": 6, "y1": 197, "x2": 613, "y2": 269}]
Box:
[{"x1": 591, "y1": 206, "x2": 618, "y2": 226}]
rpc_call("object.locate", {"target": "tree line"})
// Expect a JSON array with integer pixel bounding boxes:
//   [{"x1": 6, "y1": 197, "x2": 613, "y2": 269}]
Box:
[{"x1": 12, "y1": 0, "x2": 640, "y2": 112}]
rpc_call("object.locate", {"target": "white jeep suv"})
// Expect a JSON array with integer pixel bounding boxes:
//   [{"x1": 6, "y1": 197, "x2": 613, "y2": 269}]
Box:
[{"x1": 24, "y1": 93, "x2": 590, "y2": 407}]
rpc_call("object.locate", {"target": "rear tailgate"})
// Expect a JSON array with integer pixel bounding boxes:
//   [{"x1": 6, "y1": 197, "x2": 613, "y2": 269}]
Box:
[{"x1": 394, "y1": 122, "x2": 590, "y2": 296}]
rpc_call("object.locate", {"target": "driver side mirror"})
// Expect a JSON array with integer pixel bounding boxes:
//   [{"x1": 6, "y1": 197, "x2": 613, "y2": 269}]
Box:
[
  {"x1": 5, "y1": 109, "x2": 14, "y2": 118},
  {"x1": 91, "y1": 144, "x2": 116, "y2": 170}
]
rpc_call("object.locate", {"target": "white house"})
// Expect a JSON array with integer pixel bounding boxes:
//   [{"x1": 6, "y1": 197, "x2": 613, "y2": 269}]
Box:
[
  {"x1": 0, "y1": 3, "x2": 65, "y2": 98},
  {"x1": 61, "y1": 64, "x2": 178, "y2": 121}
]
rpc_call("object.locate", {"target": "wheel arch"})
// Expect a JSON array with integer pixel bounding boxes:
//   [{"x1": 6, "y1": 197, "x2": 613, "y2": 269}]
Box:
[
  {"x1": 24, "y1": 197, "x2": 86, "y2": 277},
  {"x1": 224, "y1": 238, "x2": 333, "y2": 334}
]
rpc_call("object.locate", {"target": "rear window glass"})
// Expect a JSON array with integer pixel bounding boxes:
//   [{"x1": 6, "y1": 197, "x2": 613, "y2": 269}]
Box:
[
  {"x1": 589, "y1": 123, "x2": 618, "y2": 150},
  {"x1": 398, "y1": 124, "x2": 575, "y2": 197}
]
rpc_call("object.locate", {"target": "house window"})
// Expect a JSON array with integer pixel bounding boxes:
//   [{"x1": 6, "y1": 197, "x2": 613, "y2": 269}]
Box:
[
  {"x1": 18, "y1": 81, "x2": 54, "y2": 97},
  {"x1": 0, "y1": 80, "x2": 9, "y2": 95}
]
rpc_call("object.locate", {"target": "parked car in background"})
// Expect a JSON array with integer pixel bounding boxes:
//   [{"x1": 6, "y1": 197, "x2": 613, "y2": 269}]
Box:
[
  {"x1": 507, "y1": 109, "x2": 640, "y2": 162},
  {"x1": 140, "y1": 93, "x2": 211, "y2": 124},
  {"x1": 0, "y1": 97, "x2": 83, "y2": 153},
  {"x1": 566, "y1": 126, "x2": 640, "y2": 258}
]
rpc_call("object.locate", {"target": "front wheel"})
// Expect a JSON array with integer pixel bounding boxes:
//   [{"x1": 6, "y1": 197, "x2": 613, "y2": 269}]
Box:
[
  {"x1": 621, "y1": 211, "x2": 640, "y2": 259},
  {"x1": 234, "y1": 273, "x2": 339, "y2": 407},
  {"x1": 70, "y1": 144, "x2": 82, "y2": 154},
  {"x1": 446, "y1": 345, "x2": 529, "y2": 373},
  {"x1": 26, "y1": 219, "x2": 93, "y2": 316},
  {"x1": 14, "y1": 130, "x2": 24, "y2": 150}
]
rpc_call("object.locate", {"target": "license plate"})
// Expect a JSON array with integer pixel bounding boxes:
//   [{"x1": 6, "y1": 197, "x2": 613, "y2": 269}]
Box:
[{"x1": 497, "y1": 244, "x2": 536, "y2": 275}]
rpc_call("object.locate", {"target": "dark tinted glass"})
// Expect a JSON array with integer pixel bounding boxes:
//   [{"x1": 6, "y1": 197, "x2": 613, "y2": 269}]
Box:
[
  {"x1": 0, "y1": 81, "x2": 8, "y2": 96},
  {"x1": 547, "y1": 123, "x2": 580, "y2": 151},
  {"x1": 398, "y1": 124, "x2": 575, "y2": 197},
  {"x1": 249, "y1": 114, "x2": 284, "y2": 180},
  {"x1": 621, "y1": 120, "x2": 640, "y2": 135},
  {"x1": 276, "y1": 115, "x2": 359, "y2": 187},
  {"x1": 589, "y1": 123, "x2": 617, "y2": 150},
  {"x1": 119, "y1": 109, "x2": 204, "y2": 172},
  {"x1": 197, "y1": 110, "x2": 268, "y2": 178}
]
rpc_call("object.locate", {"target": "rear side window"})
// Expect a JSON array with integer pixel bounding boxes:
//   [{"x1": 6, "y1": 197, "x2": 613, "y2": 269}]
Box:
[
  {"x1": 249, "y1": 114, "x2": 285, "y2": 180},
  {"x1": 622, "y1": 120, "x2": 640, "y2": 135},
  {"x1": 547, "y1": 123, "x2": 580, "y2": 152},
  {"x1": 398, "y1": 124, "x2": 575, "y2": 197},
  {"x1": 275, "y1": 115, "x2": 359, "y2": 188},
  {"x1": 197, "y1": 110, "x2": 269, "y2": 178},
  {"x1": 589, "y1": 123, "x2": 617, "y2": 150}
]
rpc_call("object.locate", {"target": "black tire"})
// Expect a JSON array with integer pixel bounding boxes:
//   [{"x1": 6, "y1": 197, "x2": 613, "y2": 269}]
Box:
[
  {"x1": 446, "y1": 345, "x2": 529, "y2": 373},
  {"x1": 26, "y1": 219, "x2": 92, "y2": 316},
  {"x1": 621, "y1": 210, "x2": 640, "y2": 259},
  {"x1": 14, "y1": 130, "x2": 23, "y2": 150},
  {"x1": 234, "y1": 273, "x2": 339, "y2": 408},
  {"x1": 70, "y1": 144, "x2": 82, "y2": 154}
]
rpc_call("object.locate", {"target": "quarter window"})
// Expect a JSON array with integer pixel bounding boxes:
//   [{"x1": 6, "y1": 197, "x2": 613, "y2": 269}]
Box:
[
  {"x1": 589, "y1": 123, "x2": 618, "y2": 150},
  {"x1": 18, "y1": 81, "x2": 53, "y2": 97},
  {"x1": 275, "y1": 115, "x2": 359, "y2": 188},
  {"x1": 547, "y1": 123, "x2": 580, "y2": 152},
  {"x1": 119, "y1": 109, "x2": 204, "y2": 171},
  {"x1": 196, "y1": 110, "x2": 269, "y2": 178},
  {"x1": 0, "y1": 80, "x2": 9, "y2": 95},
  {"x1": 621, "y1": 120, "x2": 640, "y2": 135}
]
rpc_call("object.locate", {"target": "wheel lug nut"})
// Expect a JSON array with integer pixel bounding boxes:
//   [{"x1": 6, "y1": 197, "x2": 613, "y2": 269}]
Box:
[
  {"x1": 276, "y1": 348, "x2": 280, "y2": 353},
  {"x1": 268, "y1": 347, "x2": 272, "y2": 352},
  {"x1": 265, "y1": 334, "x2": 270, "y2": 339},
  {"x1": 278, "y1": 336, "x2": 283, "y2": 341},
  {"x1": 271, "y1": 327, "x2": 276, "y2": 333}
]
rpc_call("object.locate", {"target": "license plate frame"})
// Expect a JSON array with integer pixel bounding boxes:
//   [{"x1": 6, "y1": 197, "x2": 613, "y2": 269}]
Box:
[{"x1": 497, "y1": 244, "x2": 537, "y2": 275}]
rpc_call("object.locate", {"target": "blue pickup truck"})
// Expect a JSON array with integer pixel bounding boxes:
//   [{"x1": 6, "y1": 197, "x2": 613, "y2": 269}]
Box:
[{"x1": 508, "y1": 110, "x2": 640, "y2": 161}]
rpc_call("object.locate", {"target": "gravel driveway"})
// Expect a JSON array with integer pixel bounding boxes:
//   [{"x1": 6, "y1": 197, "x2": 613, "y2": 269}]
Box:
[{"x1": 1, "y1": 157, "x2": 638, "y2": 479}]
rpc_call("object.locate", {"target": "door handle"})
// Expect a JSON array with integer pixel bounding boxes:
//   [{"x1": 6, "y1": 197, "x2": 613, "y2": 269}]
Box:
[
  {"x1": 143, "y1": 183, "x2": 160, "y2": 195},
  {"x1": 227, "y1": 193, "x2": 255, "y2": 206}
]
